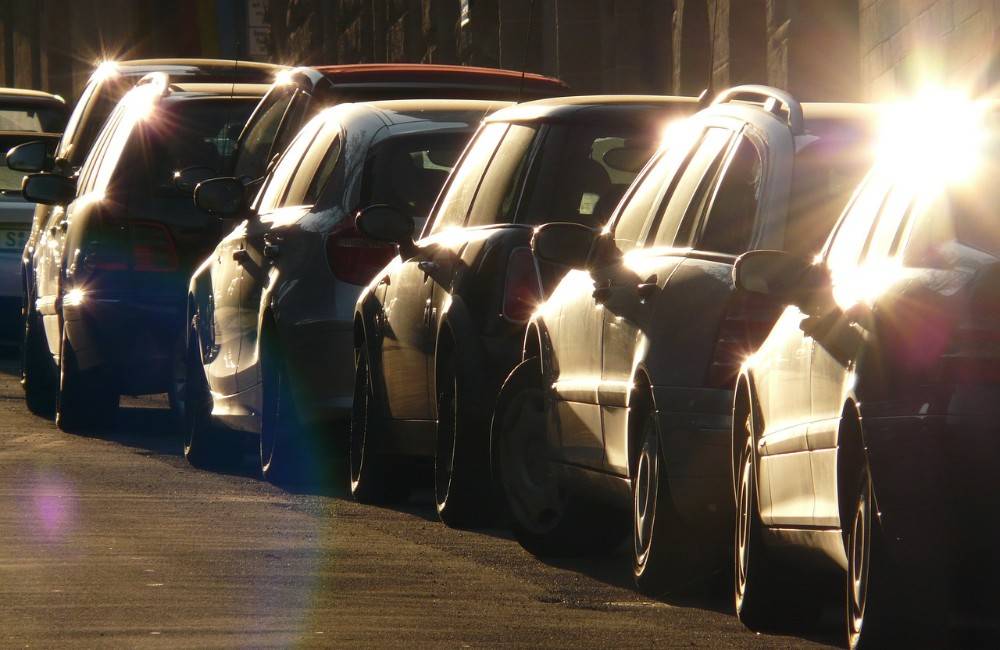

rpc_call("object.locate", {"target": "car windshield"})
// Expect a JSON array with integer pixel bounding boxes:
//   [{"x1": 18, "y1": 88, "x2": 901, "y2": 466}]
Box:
[
  {"x1": 0, "y1": 105, "x2": 65, "y2": 133},
  {"x1": 515, "y1": 121, "x2": 659, "y2": 227},
  {"x1": 360, "y1": 131, "x2": 471, "y2": 228},
  {"x1": 0, "y1": 159, "x2": 23, "y2": 192},
  {"x1": 141, "y1": 98, "x2": 258, "y2": 189},
  {"x1": 783, "y1": 118, "x2": 876, "y2": 256}
]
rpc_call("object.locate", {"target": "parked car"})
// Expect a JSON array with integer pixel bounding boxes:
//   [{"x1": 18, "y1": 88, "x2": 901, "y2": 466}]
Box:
[
  {"x1": 732, "y1": 100, "x2": 999, "y2": 646},
  {"x1": 0, "y1": 87, "x2": 67, "y2": 341},
  {"x1": 184, "y1": 99, "x2": 506, "y2": 482},
  {"x1": 490, "y1": 87, "x2": 878, "y2": 594},
  {"x1": 228, "y1": 63, "x2": 567, "y2": 188},
  {"x1": 20, "y1": 73, "x2": 269, "y2": 428},
  {"x1": 351, "y1": 95, "x2": 696, "y2": 526},
  {"x1": 13, "y1": 58, "x2": 281, "y2": 413}
]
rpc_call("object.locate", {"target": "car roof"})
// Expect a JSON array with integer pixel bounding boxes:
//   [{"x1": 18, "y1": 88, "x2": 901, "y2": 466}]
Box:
[
  {"x1": 311, "y1": 63, "x2": 567, "y2": 92},
  {"x1": 485, "y1": 94, "x2": 699, "y2": 123},
  {"x1": 360, "y1": 98, "x2": 513, "y2": 125},
  {"x1": 0, "y1": 87, "x2": 65, "y2": 103},
  {"x1": 99, "y1": 59, "x2": 283, "y2": 83},
  {"x1": 161, "y1": 82, "x2": 272, "y2": 100}
]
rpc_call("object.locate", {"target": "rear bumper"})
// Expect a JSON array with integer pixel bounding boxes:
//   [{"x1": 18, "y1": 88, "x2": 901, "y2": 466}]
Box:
[
  {"x1": 63, "y1": 295, "x2": 184, "y2": 394},
  {"x1": 652, "y1": 386, "x2": 734, "y2": 536}
]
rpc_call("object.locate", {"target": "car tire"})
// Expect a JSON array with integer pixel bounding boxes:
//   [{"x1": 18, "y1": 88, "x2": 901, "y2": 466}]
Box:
[
  {"x1": 493, "y1": 357, "x2": 625, "y2": 557},
  {"x1": 349, "y1": 346, "x2": 409, "y2": 504},
  {"x1": 631, "y1": 407, "x2": 697, "y2": 595},
  {"x1": 166, "y1": 331, "x2": 186, "y2": 427},
  {"x1": 846, "y1": 465, "x2": 898, "y2": 649},
  {"x1": 734, "y1": 392, "x2": 820, "y2": 632},
  {"x1": 21, "y1": 308, "x2": 57, "y2": 417},
  {"x1": 259, "y1": 331, "x2": 305, "y2": 485},
  {"x1": 434, "y1": 354, "x2": 493, "y2": 528},
  {"x1": 55, "y1": 327, "x2": 118, "y2": 433},
  {"x1": 182, "y1": 325, "x2": 227, "y2": 468}
]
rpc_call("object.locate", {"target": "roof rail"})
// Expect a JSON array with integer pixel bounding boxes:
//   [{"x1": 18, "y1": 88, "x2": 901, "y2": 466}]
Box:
[
  {"x1": 134, "y1": 71, "x2": 170, "y2": 96},
  {"x1": 712, "y1": 85, "x2": 804, "y2": 135}
]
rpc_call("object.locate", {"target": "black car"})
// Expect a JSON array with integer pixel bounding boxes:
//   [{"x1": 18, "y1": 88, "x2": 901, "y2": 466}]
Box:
[
  {"x1": 21, "y1": 74, "x2": 268, "y2": 429},
  {"x1": 351, "y1": 95, "x2": 696, "y2": 526}
]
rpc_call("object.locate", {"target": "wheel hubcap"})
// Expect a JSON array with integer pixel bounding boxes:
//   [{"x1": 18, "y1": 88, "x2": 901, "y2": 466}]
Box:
[
  {"x1": 849, "y1": 478, "x2": 871, "y2": 645},
  {"x1": 633, "y1": 417, "x2": 658, "y2": 567},
  {"x1": 735, "y1": 411, "x2": 753, "y2": 608}
]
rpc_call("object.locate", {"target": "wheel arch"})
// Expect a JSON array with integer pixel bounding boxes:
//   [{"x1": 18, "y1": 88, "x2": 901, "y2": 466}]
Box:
[
  {"x1": 836, "y1": 398, "x2": 867, "y2": 538},
  {"x1": 626, "y1": 368, "x2": 655, "y2": 480}
]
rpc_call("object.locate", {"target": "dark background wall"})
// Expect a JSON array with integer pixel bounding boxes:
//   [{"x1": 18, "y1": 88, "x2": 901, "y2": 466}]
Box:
[{"x1": 1, "y1": 1, "x2": 997, "y2": 105}]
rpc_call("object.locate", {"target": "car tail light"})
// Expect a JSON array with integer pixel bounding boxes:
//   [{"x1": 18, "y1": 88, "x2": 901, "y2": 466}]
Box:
[
  {"x1": 325, "y1": 220, "x2": 396, "y2": 286},
  {"x1": 502, "y1": 247, "x2": 542, "y2": 322},
  {"x1": 129, "y1": 221, "x2": 179, "y2": 273},
  {"x1": 707, "y1": 291, "x2": 783, "y2": 388}
]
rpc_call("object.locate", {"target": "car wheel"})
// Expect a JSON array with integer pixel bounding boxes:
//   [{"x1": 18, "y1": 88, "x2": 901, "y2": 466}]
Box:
[
  {"x1": 55, "y1": 327, "x2": 118, "y2": 433},
  {"x1": 734, "y1": 392, "x2": 820, "y2": 632},
  {"x1": 166, "y1": 332, "x2": 186, "y2": 427},
  {"x1": 847, "y1": 465, "x2": 898, "y2": 649},
  {"x1": 21, "y1": 308, "x2": 57, "y2": 417},
  {"x1": 349, "y1": 346, "x2": 409, "y2": 504},
  {"x1": 631, "y1": 408, "x2": 695, "y2": 595},
  {"x1": 494, "y1": 357, "x2": 624, "y2": 557},
  {"x1": 434, "y1": 355, "x2": 493, "y2": 528},
  {"x1": 260, "y1": 332, "x2": 304, "y2": 484},
  {"x1": 182, "y1": 325, "x2": 227, "y2": 468}
]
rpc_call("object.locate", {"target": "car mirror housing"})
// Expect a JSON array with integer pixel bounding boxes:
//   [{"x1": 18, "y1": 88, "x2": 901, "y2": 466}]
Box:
[
  {"x1": 21, "y1": 173, "x2": 76, "y2": 206},
  {"x1": 356, "y1": 204, "x2": 416, "y2": 257},
  {"x1": 531, "y1": 222, "x2": 598, "y2": 269},
  {"x1": 194, "y1": 177, "x2": 245, "y2": 216},
  {"x1": 174, "y1": 165, "x2": 218, "y2": 194},
  {"x1": 7, "y1": 140, "x2": 53, "y2": 173}
]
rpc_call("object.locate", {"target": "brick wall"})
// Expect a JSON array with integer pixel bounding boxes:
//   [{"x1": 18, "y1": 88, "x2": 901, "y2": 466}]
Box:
[{"x1": 860, "y1": 0, "x2": 1000, "y2": 99}]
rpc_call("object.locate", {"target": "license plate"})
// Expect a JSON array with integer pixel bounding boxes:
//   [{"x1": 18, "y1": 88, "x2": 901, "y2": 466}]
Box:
[{"x1": 0, "y1": 227, "x2": 28, "y2": 252}]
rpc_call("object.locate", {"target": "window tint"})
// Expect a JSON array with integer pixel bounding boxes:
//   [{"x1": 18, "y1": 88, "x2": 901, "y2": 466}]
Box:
[
  {"x1": 863, "y1": 184, "x2": 914, "y2": 262},
  {"x1": 77, "y1": 102, "x2": 128, "y2": 196},
  {"x1": 362, "y1": 132, "x2": 470, "y2": 231},
  {"x1": 515, "y1": 122, "x2": 658, "y2": 228},
  {"x1": 281, "y1": 122, "x2": 341, "y2": 207},
  {"x1": 651, "y1": 127, "x2": 733, "y2": 247},
  {"x1": 825, "y1": 174, "x2": 891, "y2": 273},
  {"x1": 66, "y1": 78, "x2": 129, "y2": 167},
  {"x1": 303, "y1": 135, "x2": 342, "y2": 205},
  {"x1": 696, "y1": 136, "x2": 763, "y2": 254},
  {"x1": 256, "y1": 116, "x2": 324, "y2": 212},
  {"x1": 465, "y1": 124, "x2": 538, "y2": 228},
  {"x1": 57, "y1": 80, "x2": 97, "y2": 160},
  {"x1": 233, "y1": 86, "x2": 296, "y2": 180},
  {"x1": 610, "y1": 132, "x2": 699, "y2": 252},
  {"x1": 903, "y1": 178, "x2": 1000, "y2": 266},
  {"x1": 428, "y1": 123, "x2": 507, "y2": 235},
  {"x1": 0, "y1": 106, "x2": 64, "y2": 133}
]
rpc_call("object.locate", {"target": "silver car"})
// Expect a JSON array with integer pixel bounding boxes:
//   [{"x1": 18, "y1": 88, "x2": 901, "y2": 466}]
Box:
[{"x1": 185, "y1": 99, "x2": 508, "y2": 482}]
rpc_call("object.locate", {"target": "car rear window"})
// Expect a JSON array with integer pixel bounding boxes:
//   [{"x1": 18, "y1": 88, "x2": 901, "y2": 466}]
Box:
[
  {"x1": 515, "y1": 121, "x2": 659, "y2": 228},
  {"x1": 361, "y1": 131, "x2": 471, "y2": 232},
  {"x1": 783, "y1": 119, "x2": 875, "y2": 257},
  {"x1": 0, "y1": 105, "x2": 65, "y2": 133}
]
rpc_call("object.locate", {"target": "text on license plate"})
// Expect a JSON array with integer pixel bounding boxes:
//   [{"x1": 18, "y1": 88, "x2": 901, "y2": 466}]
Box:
[{"x1": 0, "y1": 227, "x2": 28, "y2": 251}]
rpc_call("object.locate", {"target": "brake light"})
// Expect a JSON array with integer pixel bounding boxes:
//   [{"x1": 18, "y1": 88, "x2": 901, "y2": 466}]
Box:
[
  {"x1": 502, "y1": 247, "x2": 542, "y2": 322},
  {"x1": 708, "y1": 291, "x2": 783, "y2": 388},
  {"x1": 325, "y1": 220, "x2": 396, "y2": 286},
  {"x1": 130, "y1": 221, "x2": 179, "y2": 273}
]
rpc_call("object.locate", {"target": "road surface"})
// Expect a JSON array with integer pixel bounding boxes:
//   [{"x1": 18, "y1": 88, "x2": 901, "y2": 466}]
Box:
[{"x1": 0, "y1": 357, "x2": 839, "y2": 648}]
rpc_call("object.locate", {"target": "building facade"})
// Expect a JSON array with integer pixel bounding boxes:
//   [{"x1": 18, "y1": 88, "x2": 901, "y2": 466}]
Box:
[{"x1": 1, "y1": 1, "x2": 998, "y2": 104}]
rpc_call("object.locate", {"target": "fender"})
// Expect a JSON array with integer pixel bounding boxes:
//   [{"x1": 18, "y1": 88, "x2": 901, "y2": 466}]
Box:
[
  {"x1": 434, "y1": 294, "x2": 490, "y2": 419},
  {"x1": 354, "y1": 286, "x2": 392, "y2": 410},
  {"x1": 187, "y1": 258, "x2": 217, "y2": 364}
]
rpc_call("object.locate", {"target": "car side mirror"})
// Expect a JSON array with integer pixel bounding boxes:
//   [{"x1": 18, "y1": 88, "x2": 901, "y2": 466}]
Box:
[
  {"x1": 734, "y1": 250, "x2": 829, "y2": 311},
  {"x1": 174, "y1": 165, "x2": 217, "y2": 194},
  {"x1": 194, "y1": 177, "x2": 245, "y2": 216},
  {"x1": 21, "y1": 173, "x2": 76, "y2": 205},
  {"x1": 531, "y1": 222, "x2": 598, "y2": 269},
  {"x1": 356, "y1": 204, "x2": 416, "y2": 258},
  {"x1": 7, "y1": 140, "x2": 53, "y2": 173}
]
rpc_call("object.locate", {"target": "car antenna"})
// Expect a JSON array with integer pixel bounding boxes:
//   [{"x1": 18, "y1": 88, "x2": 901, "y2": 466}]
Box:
[{"x1": 516, "y1": 0, "x2": 537, "y2": 104}]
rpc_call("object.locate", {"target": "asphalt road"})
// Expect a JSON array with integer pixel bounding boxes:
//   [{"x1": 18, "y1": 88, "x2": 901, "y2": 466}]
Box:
[{"x1": 0, "y1": 356, "x2": 840, "y2": 648}]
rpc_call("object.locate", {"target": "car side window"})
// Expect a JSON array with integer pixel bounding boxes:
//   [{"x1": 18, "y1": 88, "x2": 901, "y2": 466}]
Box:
[
  {"x1": 232, "y1": 85, "x2": 296, "y2": 180},
  {"x1": 77, "y1": 102, "x2": 127, "y2": 196},
  {"x1": 427, "y1": 122, "x2": 508, "y2": 236},
  {"x1": 283, "y1": 122, "x2": 342, "y2": 207},
  {"x1": 465, "y1": 124, "x2": 538, "y2": 228},
  {"x1": 651, "y1": 127, "x2": 733, "y2": 247},
  {"x1": 57, "y1": 79, "x2": 98, "y2": 161},
  {"x1": 824, "y1": 173, "x2": 892, "y2": 273},
  {"x1": 255, "y1": 116, "x2": 325, "y2": 213},
  {"x1": 694, "y1": 136, "x2": 764, "y2": 255},
  {"x1": 609, "y1": 127, "x2": 704, "y2": 252},
  {"x1": 862, "y1": 183, "x2": 914, "y2": 263}
]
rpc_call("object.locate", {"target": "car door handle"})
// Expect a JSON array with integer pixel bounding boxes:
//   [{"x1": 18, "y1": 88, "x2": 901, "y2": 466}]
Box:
[
  {"x1": 232, "y1": 248, "x2": 249, "y2": 263},
  {"x1": 637, "y1": 276, "x2": 658, "y2": 300},
  {"x1": 418, "y1": 260, "x2": 438, "y2": 274},
  {"x1": 263, "y1": 242, "x2": 280, "y2": 259},
  {"x1": 593, "y1": 279, "x2": 613, "y2": 303}
]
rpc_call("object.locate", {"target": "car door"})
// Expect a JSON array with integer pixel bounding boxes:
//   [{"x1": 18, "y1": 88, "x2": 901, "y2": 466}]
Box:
[
  {"x1": 232, "y1": 115, "x2": 329, "y2": 397},
  {"x1": 204, "y1": 220, "x2": 247, "y2": 398},
  {"x1": 380, "y1": 122, "x2": 507, "y2": 420},
  {"x1": 598, "y1": 125, "x2": 735, "y2": 475},
  {"x1": 808, "y1": 178, "x2": 909, "y2": 527}
]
